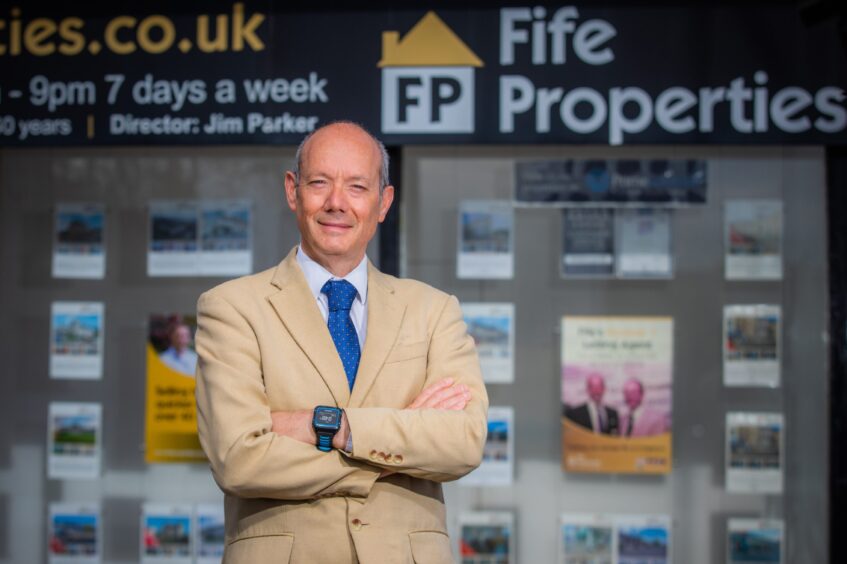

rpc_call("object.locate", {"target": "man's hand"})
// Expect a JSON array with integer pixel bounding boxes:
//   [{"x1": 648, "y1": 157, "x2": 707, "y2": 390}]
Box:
[
  {"x1": 270, "y1": 409, "x2": 351, "y2": 451},
  {"x1": 373, "y1": 378, "x2": 471, "y2": 479},
  {"x1": 406, "y1": 377, "x2": 471, "y2": 410}
]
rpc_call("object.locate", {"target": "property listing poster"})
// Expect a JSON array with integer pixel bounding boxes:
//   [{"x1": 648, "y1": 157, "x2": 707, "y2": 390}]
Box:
[
  {"x1": 614, "y1": 209, "x2": 673, "y2": 279},
  {"x1": 559, "y1": 514, "x2": 671, "y2": 564},
  {"x1": 48, "y1": 402, "x2": 102, "y2": 480},
  {"x1": 726, "y1": 412, "x2": 784, "y2": 494},
  {"x1": 615, "y1": 514, "x2": 672, "y2": 564},
  {"x1": 727, "y1": 518, "x2": 784, "y2": 564},
  {"x1": 462, "y1": 406, "x2": 514, "y2": 486},
  {"x1": 48, "y1": 502, "x2": 101, "y2": 564},
  {"x1": 194, "y1": 503, "x2": 225, "y2": 564},
  {"x1": 148, "y1": 201, "x2": 198, "y2": 276},
  {"x1": 462, "y1": 302, "x2": 515, "y2": 384},
  {"x1": 559, "y1": 514, "x2": 614, "y2": 564},
  {"x1": 49, "y1": 301, "x2": 104, "y2": 380},
  {"x1": 52, "y1": 203, "x2": 106, "y2": 279},
  {"x1": 145, "y1": 313, "x2": 205, "y2": 463},
  {"x1": 457, "y1": 200, "x2": 514, "y2": 279},
  {"x1": 561, "y1": 316, "x2": 673, "y2": 474},
  {"x1": 148, "y1": 200, "x2": 252, "y2": 277},
  {"x1": 723, "y1": 305, "x2": 781, "y2": 388},
  {"x1": 561, "y1": 209, "x2": 615, "y2": 278},
  {"x1": 458, "y1": 511, "x2": 514, "y2": 564},
  {"x1": 199, "y1": 200, "x2": 253, "y2": 276},
  {"x1": 141, "y1": 503, "x2": 193, "y2": 564},
  {"x1": 725, "y1": 200, "x2": 783, "y2": 281}
]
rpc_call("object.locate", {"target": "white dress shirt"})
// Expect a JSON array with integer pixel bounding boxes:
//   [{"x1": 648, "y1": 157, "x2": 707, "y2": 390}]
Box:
[{"x1": 295, "y1": 245, "x2": 368, "y2": 349}]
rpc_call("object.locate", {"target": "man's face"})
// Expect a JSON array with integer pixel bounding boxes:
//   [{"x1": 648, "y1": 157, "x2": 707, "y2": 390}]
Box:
[
  {"x1": 284, "y1": 124, "x2": 394, "y2": 272},
  {"x1": 623, "y1": 380, "x2": 644, "y2": 409},
  {"x1": 586, "y1": 375, "x2": 605, "y2": 403},
  {"x1": 172, "y1": 325, "x2": 191, "y2": 350}
]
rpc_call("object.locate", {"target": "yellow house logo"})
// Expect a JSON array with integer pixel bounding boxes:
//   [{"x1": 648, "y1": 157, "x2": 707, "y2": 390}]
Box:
[{"x1": 379, "y1": 12, "x2": 483, "y2": 133}]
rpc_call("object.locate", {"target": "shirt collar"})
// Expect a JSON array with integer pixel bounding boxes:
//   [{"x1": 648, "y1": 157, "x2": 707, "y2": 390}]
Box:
[{"x1": 296, "y1": 244, "x2": 368, "y2": 305}]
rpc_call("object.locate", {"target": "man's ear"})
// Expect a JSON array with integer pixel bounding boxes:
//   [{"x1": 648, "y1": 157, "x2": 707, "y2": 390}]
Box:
[
  {"x1": 378, "y1": 185, "x2": 395, "y2": 222},
  {"x1": 284, "y1": 171, "x2": 298, "y2": 212}
]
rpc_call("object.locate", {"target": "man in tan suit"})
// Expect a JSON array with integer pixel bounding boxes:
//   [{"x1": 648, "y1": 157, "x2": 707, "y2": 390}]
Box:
[{"x1": 195, "y1": 121, "x2": 488, "y2": 563}]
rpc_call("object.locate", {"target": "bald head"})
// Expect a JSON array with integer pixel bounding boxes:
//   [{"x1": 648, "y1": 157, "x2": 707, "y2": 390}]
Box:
[
  {"x1": 293, "y1": 121, "x2": 390, "y2": 192},
  {"x1": 283, "y1": 120, "x2": 395, "y2": 277},
  {"x1": 586, "y1": 374, "x2": 606, "y2": 403},
  {"x1": 623, "y1": 378, "x2": 645, "y2": 409}
]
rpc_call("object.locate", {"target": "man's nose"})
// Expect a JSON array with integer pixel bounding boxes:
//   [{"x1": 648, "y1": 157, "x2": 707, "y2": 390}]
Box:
[{"x1": 323, "y1": 183, "x2": 347, "y2": 211}]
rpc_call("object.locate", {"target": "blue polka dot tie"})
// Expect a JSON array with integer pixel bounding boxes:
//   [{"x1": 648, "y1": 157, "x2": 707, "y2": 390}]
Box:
[{"x1": 321, "y1": 279, "x2": 361, "y2": 390}]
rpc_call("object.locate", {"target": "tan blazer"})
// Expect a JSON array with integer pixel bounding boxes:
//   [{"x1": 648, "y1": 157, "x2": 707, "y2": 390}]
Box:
[{"x1": 195, "y1": 248, "x2": 488, "y2": 564}]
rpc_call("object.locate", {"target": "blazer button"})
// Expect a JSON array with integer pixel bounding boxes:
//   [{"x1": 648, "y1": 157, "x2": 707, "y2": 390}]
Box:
[
  {"x1": 351, "y1": 518, "x2": 362, "y2": 530},
  {"x1": 378, "y1": 451, "x2": 387, "y2": 461},
  {"x1": 392, "y1": 454, "x2": 404, "y2": 465},
  {"x1": 369, "y1": 450, "x2": 378, "y2": 461}
]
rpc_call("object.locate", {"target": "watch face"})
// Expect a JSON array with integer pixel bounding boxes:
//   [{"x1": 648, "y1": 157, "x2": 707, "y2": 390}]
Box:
[{"x1": 314, "y1": 408, "x2": 340, "y2": 428}]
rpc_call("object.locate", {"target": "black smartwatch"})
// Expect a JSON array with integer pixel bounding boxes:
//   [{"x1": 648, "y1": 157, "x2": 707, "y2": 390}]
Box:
[{"x1": 312, "y1": 406, "x2": 342, "y2": 452}]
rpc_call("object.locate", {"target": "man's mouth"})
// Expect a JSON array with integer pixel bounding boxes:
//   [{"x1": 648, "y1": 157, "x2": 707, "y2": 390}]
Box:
[{"x1": 318, "y1": 219, "x2": 352, "y2": 230}]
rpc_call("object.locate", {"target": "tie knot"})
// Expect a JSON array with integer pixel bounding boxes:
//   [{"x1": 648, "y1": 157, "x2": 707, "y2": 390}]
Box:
[{"x1": 321, "y1": 279, "x2": 358, "y2": 312}]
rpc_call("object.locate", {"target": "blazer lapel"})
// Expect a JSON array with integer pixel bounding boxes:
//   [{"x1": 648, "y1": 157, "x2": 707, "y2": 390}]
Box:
[
  {"x1": 349, "y1": 263, "x2": 406, "y2": 407},
  {"x1": 266, "y1": 248, "x2": 351, "y2": 407}
]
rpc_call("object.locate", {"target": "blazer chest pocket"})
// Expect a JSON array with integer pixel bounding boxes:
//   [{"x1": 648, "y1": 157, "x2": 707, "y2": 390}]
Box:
[
  {"x1": 225, "y1": 533, "x2": 293, "y2": 563},
  {"x1": 385, "y1": 341, "x2": 428, "y2": 364}
]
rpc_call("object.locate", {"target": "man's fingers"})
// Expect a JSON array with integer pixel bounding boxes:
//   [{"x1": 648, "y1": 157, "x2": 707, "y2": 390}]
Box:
[
  {"x1": 434, "y1": 394, "x2": 469, "y2": 411},
  {"x1": 427, "y1": 385, "x2": 468, "y2": 408},
  {"x1": 407, "y1": 378, "x2": 454, "y2": 409},
  {"x1": 417, "y1": 384, "x2": 468, "y2": 409}
]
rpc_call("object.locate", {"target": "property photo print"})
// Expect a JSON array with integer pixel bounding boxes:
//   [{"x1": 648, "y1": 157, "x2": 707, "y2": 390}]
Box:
[
  {"x1": 141, "y1": 504, "x2": 192, "y2": 564},
  {"x1": 459, "y1": 512, "x2": 513, "y2": 564},
  {"x1": 198, "y1": 200, "x2": 253, "y2": 275},
  {"x1": 462, "y1": 406, "x2": 513, "y2": 486},
  {"x1": 200, "y1": 201, "x2": 251, "y2": 252},
  {"x1": 617, "y1": 521, "x2": 670, "y2": 564},
  {"x1": 614, "y1": 209, "x2": 673, "y2": 278},
  {"x1": 725, "y1": 200, "x2": 783, "y2": 280},
  {"x1": 727, "y1": 518, "x2": 784, "y2": 564},
  {"x1": 49, "y1": 503, "x2": 100, "y2": 564},
  {"x1": 52, "y1": 203, "x2": 106, "y2": 279},
  {"x1": 726, "y1": 412, "x2": 784, "y2": 493},
  {"x1": 195, "y1": 503, "x2": 225, "y2": 564},
  {"x1": 148, "y1": 201, "x2": 199, "y2": 276},
  {"x1": 49, "y1": 301, "x2": 104, "y2": 380},
  {"x1": 724, "y1": 305, "x2": 781, "y2": 387},
  {"x1": 559, "y1": 515, "x2": 613, "y2": 564},
  {"x1": 48, "y1": 402, "x2": 102, "y2": 480},
  {"x1": 457, "y1": 200, "x2": 514, "y2": 279},
  {"x1": 462, "y1": 302, "x2": 515, "y2": 383}
]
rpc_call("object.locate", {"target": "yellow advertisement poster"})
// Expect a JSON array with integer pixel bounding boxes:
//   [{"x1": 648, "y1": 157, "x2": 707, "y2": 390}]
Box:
[
  {"x1": 145, "y1": 314, "x2": 205, "y2": 463},
  {"x1": 561, "y1": 316, "x2": 673, "y2": 474}
]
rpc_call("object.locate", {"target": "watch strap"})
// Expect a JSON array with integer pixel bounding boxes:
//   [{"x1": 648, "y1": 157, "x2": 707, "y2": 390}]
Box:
[{"x1": 316, "y1": 431, "x2": 333, "y2": 452}]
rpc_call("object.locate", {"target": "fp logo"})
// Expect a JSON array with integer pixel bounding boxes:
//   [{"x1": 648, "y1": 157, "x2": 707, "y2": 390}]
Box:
[{"x1": 379, "y1": 12, "x2": 483, "y2": 134}]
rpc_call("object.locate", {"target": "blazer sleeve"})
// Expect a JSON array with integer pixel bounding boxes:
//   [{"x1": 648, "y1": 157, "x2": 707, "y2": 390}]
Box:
[
  {"x1": 343, "y1": 294, "x2": 489, "y2": 482},
  {"x1": 194, "y1": 291, "x2": 381, "y2": 501}
]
